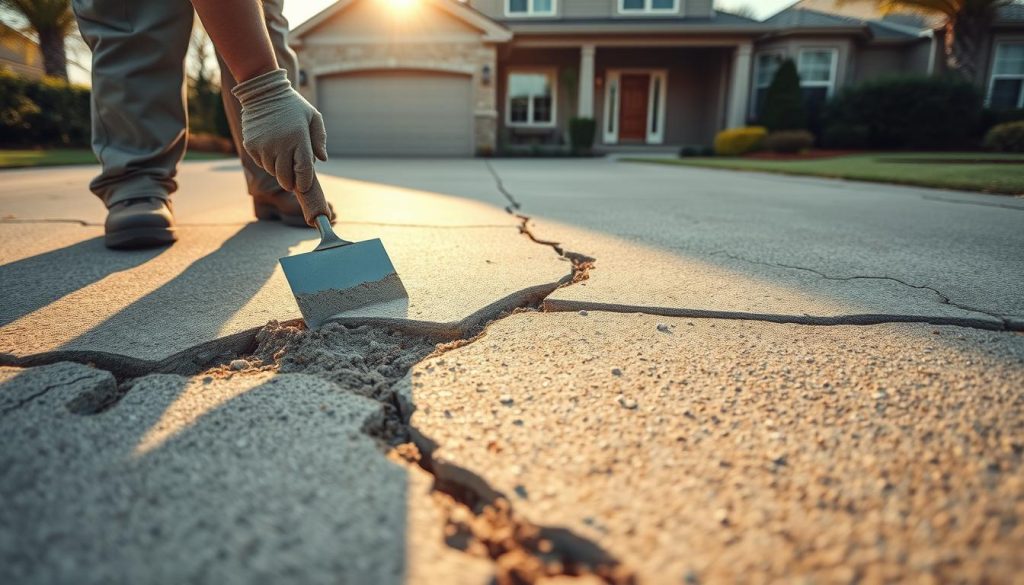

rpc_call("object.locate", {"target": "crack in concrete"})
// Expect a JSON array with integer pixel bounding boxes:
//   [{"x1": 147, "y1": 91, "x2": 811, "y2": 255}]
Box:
[
  {"x1": 481, "y1": 161, "x2": 595, "y2": 287},
  {"x1": 0, "y1": 218, "x2": 93, "y2": 226},
  {"x1": 480, "y1": 162, "x2": 1021, "y2": 333},
  {"x1": 705, "y1": 250, "x2": 1014, "y2": 330},
  {"x1": 515, "y1": 215, "x2": 596, "y2": 286},
  {"x1": 484, "y1": 160, "x2": 522, "y2": 213},
  {"x1": 395, "y1": 440, "x2": 634, "y2": 585},
  {"x1": 0, "y1": 373, "x2": 105, "y2": 416},
  {"x1": 8, "y1": 161, "x2": 1018, "y2": 581},
  {"x1": 234, "y1": 318, "x2": 635, "y2": 584}
]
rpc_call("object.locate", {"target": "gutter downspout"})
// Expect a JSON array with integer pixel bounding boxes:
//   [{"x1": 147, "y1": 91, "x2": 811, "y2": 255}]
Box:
[{"x1": 922, "y1": 29, "x2": 937, "y2": 76}]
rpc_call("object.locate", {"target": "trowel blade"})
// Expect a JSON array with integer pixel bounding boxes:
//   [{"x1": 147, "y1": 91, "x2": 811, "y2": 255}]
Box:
[{"x1": 280, "y1": 238, "x2": 408, "y2": 328}]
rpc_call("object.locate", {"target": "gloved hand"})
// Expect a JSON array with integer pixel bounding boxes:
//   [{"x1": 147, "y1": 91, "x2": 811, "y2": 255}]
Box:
[{"x1": 232, "y1": 68, "x2": 333, "y2": 226}]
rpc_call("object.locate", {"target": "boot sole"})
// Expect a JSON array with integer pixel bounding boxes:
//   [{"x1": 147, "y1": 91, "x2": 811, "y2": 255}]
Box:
[
  {"x1": 105, "y1": 227, "x2": 177, "y2": 250},
  {"x1": 254, "y1": 202, "x2": 308, "y2": 228}
]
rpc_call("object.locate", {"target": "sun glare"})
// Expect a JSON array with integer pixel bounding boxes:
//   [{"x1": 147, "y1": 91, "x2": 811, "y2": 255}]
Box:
[{"x1": 385, "y1": 0, "x2": 418, "y2": 13}]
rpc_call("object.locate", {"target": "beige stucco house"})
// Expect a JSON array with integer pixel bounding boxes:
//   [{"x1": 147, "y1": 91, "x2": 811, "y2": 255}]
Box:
[
  {"x1": 289, "y1": 0, "x2": 1024, "y2": 157},
  {"x1": 0, "y1": 22, "x2": 46, "y2": 80}
]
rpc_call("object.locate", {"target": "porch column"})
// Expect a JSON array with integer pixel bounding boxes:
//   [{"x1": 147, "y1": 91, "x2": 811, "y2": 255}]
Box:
[
  {"x1": 726, "y1": 42, "x2": 753, "y2": 128},
  {"x1": 578, "y1": 44, "x2": 596, "y2": 118}
]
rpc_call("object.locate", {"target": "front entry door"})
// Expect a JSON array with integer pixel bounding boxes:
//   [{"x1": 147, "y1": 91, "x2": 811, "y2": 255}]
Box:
[{"x1": 618, "y1": 73, "x2": 650, "y2": 142}]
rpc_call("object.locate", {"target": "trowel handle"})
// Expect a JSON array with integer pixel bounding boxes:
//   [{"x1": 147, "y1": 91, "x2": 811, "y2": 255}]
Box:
[
  {"x1": 313, "y1": 214, "x2": 353, "y2": 251},
  {"x1": 296, "y1": 174, "x2": 335, "y2": 227}
]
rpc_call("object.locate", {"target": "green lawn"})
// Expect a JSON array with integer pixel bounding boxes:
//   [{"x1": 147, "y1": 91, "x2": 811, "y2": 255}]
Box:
[
  {"x1": 623, "y1": 153, "x2": 1024, "y2": 195},
  {"x1": 0, "y1": 149, "x2": 231, "y2": 169}
]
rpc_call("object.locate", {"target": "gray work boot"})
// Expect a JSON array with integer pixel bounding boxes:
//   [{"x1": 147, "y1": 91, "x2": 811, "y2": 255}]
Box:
[
  {"x1": 104, "y1": 197, "x2": 177, "y2": 250},
  {"x1": 253, "y1": 191, "x2": 335, "y2": 227}
]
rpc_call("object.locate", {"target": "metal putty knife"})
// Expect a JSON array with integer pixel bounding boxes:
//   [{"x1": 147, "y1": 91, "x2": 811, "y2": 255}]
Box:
[{"x1": 280, "y1": 177, "x2": 407, "y2": 329}]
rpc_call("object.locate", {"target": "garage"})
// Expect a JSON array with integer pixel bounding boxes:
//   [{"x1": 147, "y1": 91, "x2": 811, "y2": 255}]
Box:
[{"x1": 317, "y1": 70, "x2": 474, "y2": 157}]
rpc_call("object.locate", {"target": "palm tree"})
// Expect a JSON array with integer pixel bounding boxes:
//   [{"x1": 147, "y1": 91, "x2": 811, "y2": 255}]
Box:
[
  {"x1": 862, "y1": 0, "x2": 1013, "y2": 80},
  {"x1": 0, "y1": 0, "x2": 74, "y2": 79}
]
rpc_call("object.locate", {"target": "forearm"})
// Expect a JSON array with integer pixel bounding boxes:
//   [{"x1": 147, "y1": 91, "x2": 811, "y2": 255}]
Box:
[{"x1": 191, "y1": 0, "x2": 278, "y2": 82}]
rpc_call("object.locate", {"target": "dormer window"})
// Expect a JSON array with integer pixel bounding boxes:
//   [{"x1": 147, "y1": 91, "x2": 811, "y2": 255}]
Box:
[
  {"x1": 506, "y1": 0, "x2": 555, "y2": 17},
  {"x1": 618, "y1": 0, "x2": 677, "y2": 14}
]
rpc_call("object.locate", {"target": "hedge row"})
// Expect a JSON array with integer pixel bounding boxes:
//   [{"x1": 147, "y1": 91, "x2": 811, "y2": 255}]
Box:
[
  {"x1": 1, "y1": 70, "x2": 234, "y2": 150},
  {"x1": 0, "y1": 70, "x2": 91, "y2": 147},
  {"x1": 822, "y1": 76, "x2": 982, "y2": 150}
]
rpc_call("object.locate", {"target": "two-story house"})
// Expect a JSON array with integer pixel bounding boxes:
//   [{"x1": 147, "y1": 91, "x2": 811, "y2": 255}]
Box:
[{"x1": 288, "y1": 0, "x2": 1024, "y2": 157}]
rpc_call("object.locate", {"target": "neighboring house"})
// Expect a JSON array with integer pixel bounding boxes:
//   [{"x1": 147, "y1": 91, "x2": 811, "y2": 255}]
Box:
[
  {"x1": 0, "y1": 21, "x2": 45, "y2": 80},
  {"x1": 788, "y1": 0, "x2": 1024, "y2": 110},
  {"x1": 288, "y1": 0, "x2": 1024, "y2": 157}
]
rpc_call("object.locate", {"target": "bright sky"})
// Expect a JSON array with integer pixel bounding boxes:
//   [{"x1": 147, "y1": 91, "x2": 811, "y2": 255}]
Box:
[{"x1": 282, "y1": 0, "x2": 799, "y2": 28}]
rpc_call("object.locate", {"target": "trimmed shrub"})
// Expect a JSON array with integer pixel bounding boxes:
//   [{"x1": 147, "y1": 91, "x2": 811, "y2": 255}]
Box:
[
  {"x1": 979, "y1": 107, "x2": 1024, "y2": 139},
  {"x1": 0, "y1": 71, "x2": 90, "y2": 147},
  {"x1": 714, "y1": 126, "x2": 767, "y2": 156},
  {"x1": 822, "y1": 123, "x2": 870, "y2": 149},
  {"x1": 760, "y1": 59, "x2": 807, "y2": 132},
  {"x1": 568, "y1": 117, "x2": 597, "y2": 154},
  {"x1": 763, "y1": 130, "x2": 815, "y2": 154},
  {"x1": 823, "y1": 76, "x2": 982, "y2": 149},
  {"x1": 984, "y1": 121, "x2": 1024, "y2": 153}
]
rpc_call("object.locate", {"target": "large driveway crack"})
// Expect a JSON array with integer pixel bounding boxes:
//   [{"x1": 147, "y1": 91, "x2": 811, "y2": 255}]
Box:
[{"x1": 706, "y1": 250, "x2": 1013, "y2": 329}]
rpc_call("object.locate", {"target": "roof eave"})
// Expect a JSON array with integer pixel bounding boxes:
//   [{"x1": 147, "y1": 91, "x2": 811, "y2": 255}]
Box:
[
  {"x1": 291, "y1": 0, "x2": 512, "y2": 42},
  {"x1": 505, "y1": 23, "x2": 770, "y2": 36}
]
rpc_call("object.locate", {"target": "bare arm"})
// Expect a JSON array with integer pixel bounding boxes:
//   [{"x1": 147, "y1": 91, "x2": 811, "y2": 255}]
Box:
[
  {"x1": 190, "y1": 0, "x2": 331, "y2": 225},
  {"x1": 191, "y1": 0, "x2": 278, "y2": 82}
]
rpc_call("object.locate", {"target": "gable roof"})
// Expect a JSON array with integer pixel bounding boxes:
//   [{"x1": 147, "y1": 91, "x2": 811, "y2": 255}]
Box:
[
  {"x1": 764, "y1": 7, "x2": 921, "y2": 41},
  {"x1": 790, "y1": 0, "x2": 940, "y2": 28},
  {"x1": 291, "y1": 0, "x2": 512, "y2": 42}
]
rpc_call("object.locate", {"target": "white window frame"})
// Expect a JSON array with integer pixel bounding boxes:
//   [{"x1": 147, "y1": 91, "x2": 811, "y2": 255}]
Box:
[
  {"x1": 987, "y1": 42, "x2": 1024, "y2": 108},
  {"x1": 602, "y1": 69, "x2": 668, "y2": 145},
  {"x1": 617, "y1": 0, "x2": 678, "y2": 15},
  {"x1": 504, "y1": 0, "x2": 556, "y2": 17},
  {"x1": 505, "y1": 68, "x2": 558, "y2": 128},
  {"x1": 797, "y1": 48, "x2": 839, "y2": 99},
  {"x1": 750, "y1": 50, "x2": 785, "y2": 118}
]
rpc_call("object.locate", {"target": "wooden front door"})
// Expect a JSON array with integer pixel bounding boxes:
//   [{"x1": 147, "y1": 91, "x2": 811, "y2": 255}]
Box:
[{"x1": 618, "y1": 74, "x2": 650, "y2": 142}]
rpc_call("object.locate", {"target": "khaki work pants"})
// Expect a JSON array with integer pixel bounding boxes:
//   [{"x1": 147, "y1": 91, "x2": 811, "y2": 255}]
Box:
[{"x1": 73, "y1": 0, "x2": 297, "y2": 207}]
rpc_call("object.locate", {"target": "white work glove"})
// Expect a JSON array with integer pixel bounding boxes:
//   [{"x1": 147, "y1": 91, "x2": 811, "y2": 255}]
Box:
[{"x1": 232, "y1": 68, "x2": 332, "y2": 225}]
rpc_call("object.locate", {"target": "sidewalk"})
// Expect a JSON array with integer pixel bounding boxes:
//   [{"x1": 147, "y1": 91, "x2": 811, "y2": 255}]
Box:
[{"x1": 1, "y1": 158, "x2": 1022, "y2": 584}]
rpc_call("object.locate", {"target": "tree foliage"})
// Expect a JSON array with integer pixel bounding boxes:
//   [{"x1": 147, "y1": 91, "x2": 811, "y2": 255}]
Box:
[
  {"x1": 854, "y1": 0, "x2": 1012, "y2": 80},
  {"x1": 0, "y1": 0, "x2": 74, "y2": 79}
]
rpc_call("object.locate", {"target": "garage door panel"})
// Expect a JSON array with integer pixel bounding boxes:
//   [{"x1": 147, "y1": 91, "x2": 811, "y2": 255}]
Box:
[{"x1": 319, "y1": 71, "x2": 473, "y2": 157}]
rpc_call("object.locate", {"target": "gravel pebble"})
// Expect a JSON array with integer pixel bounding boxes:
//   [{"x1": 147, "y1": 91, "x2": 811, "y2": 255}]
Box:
[
  {"x1": 611, "y1": 367, "x2": 623, "y2": 376},
  {"x1": 229, "y1": 359, "x2": 249, "y2": 371},
  {"x1": 617, "y1": 395, "x2": 638, "y2": 410},
  {"x1": 578, "y1": 310, "x2": 589, "y2": 316},
  {"x1": 657, "y1": 323, "x2": 671, "y2": 332}
]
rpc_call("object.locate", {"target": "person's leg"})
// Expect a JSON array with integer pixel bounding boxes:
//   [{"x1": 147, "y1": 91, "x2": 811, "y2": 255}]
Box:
[
  {"x1": 218, "y1": 0, "x2": 309, "y2": 225},
  {"x1": 73, "y1": 0, "x2": 193, "y2": 248},
  {"x1": 73, "y1": 0, "x2": 194, "y2": 207}
]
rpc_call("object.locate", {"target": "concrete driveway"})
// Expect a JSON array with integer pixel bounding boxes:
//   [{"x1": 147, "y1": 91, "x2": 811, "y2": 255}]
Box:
[
  {"x1": 332, "y1": 157, "x2": 1024, "y2": 328},
  {"x1": 1, "y1": 157, "x2": 1022, "y2": 584}
]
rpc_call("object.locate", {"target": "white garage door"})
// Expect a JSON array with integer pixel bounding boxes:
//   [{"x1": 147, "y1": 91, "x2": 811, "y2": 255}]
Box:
[{"x1": 318, "y1": 70, "x2": 474, "y2": 157}]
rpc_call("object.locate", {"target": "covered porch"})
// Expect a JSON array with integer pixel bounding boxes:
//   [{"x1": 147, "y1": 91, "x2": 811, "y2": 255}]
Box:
[{"x1": 496, "y1": 39, "x2": 754, "y2": 152}]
